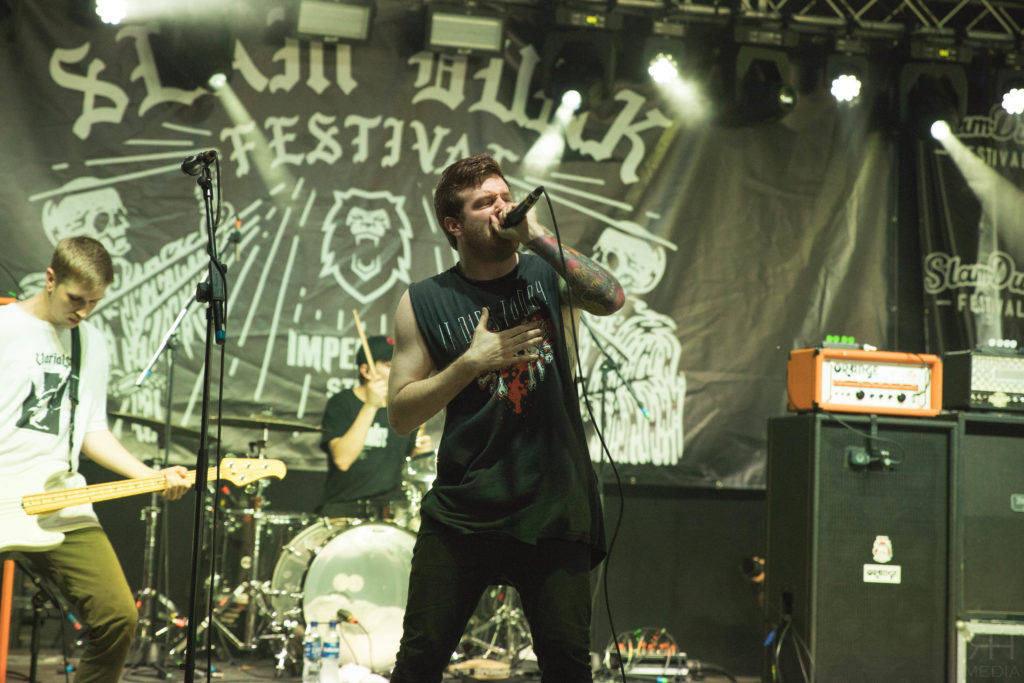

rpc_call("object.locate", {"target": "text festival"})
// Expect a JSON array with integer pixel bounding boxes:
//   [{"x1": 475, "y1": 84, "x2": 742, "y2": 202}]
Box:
[{"x1": 48, "y1": 25, "x2": 670, "y2": 184}]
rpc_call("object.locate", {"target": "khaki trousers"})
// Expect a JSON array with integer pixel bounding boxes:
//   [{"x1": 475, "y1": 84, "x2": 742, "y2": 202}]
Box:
[{"x1": 20, "y1": 526, "x2": 137, "y2": 683}]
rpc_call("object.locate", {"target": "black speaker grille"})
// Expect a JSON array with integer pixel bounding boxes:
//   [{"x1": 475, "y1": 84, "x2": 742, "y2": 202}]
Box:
[
  {"x1": 814, "y1": 421, "x2": 949, "y2": 680},
  {"x1": 767, "y1": 415, "x2": 951, "y2": 682},
  {"x1": 959, "y1": 416, "x2": 1024, "y2": 618}
]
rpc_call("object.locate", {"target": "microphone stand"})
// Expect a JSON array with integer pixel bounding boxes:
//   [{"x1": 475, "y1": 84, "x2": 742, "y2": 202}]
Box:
[{"x1": 184, "y1": 162, "x2": 228, "y2": 683}]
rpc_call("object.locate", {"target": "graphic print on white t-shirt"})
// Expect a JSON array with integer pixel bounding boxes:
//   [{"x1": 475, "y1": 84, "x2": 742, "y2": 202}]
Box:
[{"x1": 17, "y1": 355, "x2": 71, "y2": 436}]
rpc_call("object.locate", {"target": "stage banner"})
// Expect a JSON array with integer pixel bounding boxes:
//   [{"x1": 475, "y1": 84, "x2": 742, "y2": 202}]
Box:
[
  {"x1": 918, "y1": 109, "x2": 1024, "y2": 354},
  {"x1": 0, "y1": 2, "x2": 893, "y2": 488}
]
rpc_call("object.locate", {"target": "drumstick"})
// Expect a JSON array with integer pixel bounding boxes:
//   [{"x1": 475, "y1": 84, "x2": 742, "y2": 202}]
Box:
[
  {"x1": 352, "y1": 309, "x2": 377, "y2": 379},
  {"x1": 353, "y1": 309, "x2": 429, "y2": 447}
]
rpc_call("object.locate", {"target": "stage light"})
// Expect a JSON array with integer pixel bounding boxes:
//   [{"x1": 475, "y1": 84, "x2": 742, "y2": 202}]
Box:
[
  {"x1": 830, "y1": 73, "x2": 862, "y2": 102},
  {"x1": 731, "y1": 44, "x2": 797, "y2": 124},
  {"x1": 639, "y1": 22, "x2": 709, "y2": 120},
  {"x1": 296, "y1": 0, "x2": 374, "y2": 42},
  {"x1": 997, "y1": 60, "x2": 1024, "y2": 115},
  {"x1": 641, "y1": 24, "x2": 686, "y2": 82},
  {"x1": 561, "y1": 89, "x2": 582, "y2": 112},
  {"x1": 541, "y1": 24, "x2": 617, "y2": 111},
  {"x1": 207, "y1": 72, "x2": 228, "y2": 91},
  {"x1": 899, "y1": 62, "x2": 967, "y2": 140},
  {"x1": 1003, "y1": 87, "x2": 1024, "y2": 115},
  {"x1": 931, "y1": 120, "x2": 952, "y2": 140},
  {"x1": 524, "y1": 86, "x2": 581, "y2": 175},
  {"x1": 150, "y1": 21, "x2": 233, "y2": 92},
  {"x1": 426, "y1": 7, "x2": 504, "y2": 54},
  {"x1": 648, "y1": 53, "x2": 679, "y2": 84},
  {"x1": 826, "y1": 48, "x2": 869, "y2": 105},
  {"x1": 95, "y1": 0, "x2": 126, "y2": 25},
  {"x1": 642, "y1": 26, "x2": 686, "y2": 84}
]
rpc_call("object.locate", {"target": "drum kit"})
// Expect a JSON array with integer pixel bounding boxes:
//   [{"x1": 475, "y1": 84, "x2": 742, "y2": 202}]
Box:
[{"x1": 116, "y1": 410, "x2": 533, "y2": 677}]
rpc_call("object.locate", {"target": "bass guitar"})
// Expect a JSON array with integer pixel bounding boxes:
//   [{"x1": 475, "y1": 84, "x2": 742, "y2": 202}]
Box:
[{"x1": 2, "y1": 458, "x2": 287, "y2": 553}]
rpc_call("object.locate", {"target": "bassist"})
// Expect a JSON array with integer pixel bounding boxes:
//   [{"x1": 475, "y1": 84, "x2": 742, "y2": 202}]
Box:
[{"x1": 0, "y1": 236, "x2": 190, "y2": 683}]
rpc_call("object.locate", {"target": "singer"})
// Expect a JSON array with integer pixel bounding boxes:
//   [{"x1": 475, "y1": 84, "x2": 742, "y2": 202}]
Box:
[{"x1": 386, "y1": 153, "x2": 625, "y2": 683}]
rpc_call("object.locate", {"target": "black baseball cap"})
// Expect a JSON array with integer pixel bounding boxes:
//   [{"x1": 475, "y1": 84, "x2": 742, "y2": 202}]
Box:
[{"x1": 356, "y1": 335, "x2": 395, "y2": 366}]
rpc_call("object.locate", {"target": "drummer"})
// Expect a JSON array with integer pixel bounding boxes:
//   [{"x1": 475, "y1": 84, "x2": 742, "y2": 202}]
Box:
[{"x1": 317, "y1": 335, "x2": 432, "y2": 520}]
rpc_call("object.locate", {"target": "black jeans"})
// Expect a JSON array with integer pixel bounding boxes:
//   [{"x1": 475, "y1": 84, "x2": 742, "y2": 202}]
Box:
[{"x1": 389, "y1": 521, "x2": 594, "y2": 683}]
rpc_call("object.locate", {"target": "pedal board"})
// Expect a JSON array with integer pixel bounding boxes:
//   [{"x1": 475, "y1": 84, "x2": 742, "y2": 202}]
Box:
[{"x1": 787, "y1": 347, "x2": 942, "y2": 417}]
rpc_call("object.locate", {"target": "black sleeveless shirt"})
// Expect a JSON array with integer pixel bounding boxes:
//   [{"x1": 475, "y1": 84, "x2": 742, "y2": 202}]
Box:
[{"x1": 408, "y1": 254, "x2": 605, "y2": 562}]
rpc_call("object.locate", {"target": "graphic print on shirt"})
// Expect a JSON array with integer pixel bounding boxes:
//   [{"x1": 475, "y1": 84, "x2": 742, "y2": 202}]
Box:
[
  {"x1": 476, "y1": 312, "x2": 554, "y2": 414},
  {"x1": 433, "y1": 279, "x2": 556, "y2": 415},
  {"x1": 17, "y1": 361, "x2": 71, "y2": 435},
  {"x1": 364, "y1": 423, "x2": 390, "y2": 449}
]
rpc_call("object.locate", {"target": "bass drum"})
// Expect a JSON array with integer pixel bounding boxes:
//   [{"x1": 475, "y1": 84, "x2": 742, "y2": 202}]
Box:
[
  {"x1": 302, "y1": 522, "x2": 416, "y2": 673},
  {"x1": 267, "y1": 518, "x2": 347, "y2": 625}
]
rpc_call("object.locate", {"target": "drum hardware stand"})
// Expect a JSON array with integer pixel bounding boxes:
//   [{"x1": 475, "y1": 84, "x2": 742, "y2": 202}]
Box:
[
  {"x1": 129, "y1": 333, "x2": 183, "y2": 677},
  {"x1": 460, "y1": 586, "x2": 533, "y2": 667},
  {"x1": 170, "y1": 568, "x2": 274, "y2": 658},
  {"x1": 170, "y1": 523, "x2": 274, "y2": 657},
  {"x1": 128, "y1": 500, "x2": 178, "y2": 675},
  {"x1": 234, "y1": 432, "x2": 278, "y2": 650},
  {"x1": 170, "y1": 609, "x2": 244, "y2": 658},
  {"x1": 180, "y1": 434, "x2": 278, "y2": 656},
  {"x1": 258, "y1": 625, "x2": 300, "y2": 678}
]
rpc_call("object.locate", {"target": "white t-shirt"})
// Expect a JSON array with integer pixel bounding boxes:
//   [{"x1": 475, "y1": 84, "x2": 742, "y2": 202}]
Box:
[{"x1": 0, "y1": 303, "x2": 108, "y2": 532}]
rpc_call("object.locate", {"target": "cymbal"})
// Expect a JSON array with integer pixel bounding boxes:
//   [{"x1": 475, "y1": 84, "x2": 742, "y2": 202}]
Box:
[
  {"x1": 211, "y1": 414, "x2": 321, "y2": 433},
  {"x1": 108, "y1": 411, "x2": 202, "y2": 439}
]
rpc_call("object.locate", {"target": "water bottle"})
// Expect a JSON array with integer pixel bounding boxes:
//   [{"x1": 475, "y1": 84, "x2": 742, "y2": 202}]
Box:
[
  {"x1": 320, "y1": 620, "x2": 340, "y2": 683},
  {"x1": 302, "y1": 621, "x2": 322, "y2": 683}
]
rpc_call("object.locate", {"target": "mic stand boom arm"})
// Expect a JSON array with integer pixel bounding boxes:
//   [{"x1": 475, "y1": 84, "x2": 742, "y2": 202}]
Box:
[
  {"x1": 580, "y1": 316, "x2": 653, "y2": 423},
  {"x1": 130, "y1": 258, "x2": 215, "y2": 671}
]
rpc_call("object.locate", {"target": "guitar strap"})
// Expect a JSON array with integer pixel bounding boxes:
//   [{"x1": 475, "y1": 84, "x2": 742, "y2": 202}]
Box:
[{"x1": 68, "y1": 327, "x2": 81, "y2": 472}]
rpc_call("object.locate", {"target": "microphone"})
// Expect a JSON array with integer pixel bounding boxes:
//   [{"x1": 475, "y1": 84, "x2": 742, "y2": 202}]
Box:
[
  {"x1": 229, "y1": 219, "x2": 242, "y2": 261},
  {"x1": 502, "y1": 186, "x2": 544, "y2": 227},
  {"x1": 181, "y1": 150, "x2": 217, "y2": 176},
  {"x1": 337, "y1": 608, "x2": 359, "y2": 624}
]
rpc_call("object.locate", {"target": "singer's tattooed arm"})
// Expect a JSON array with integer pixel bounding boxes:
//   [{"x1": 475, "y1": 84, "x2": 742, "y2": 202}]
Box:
[{"x1": 525, "y1": 232, "x2": 626, "y2": 316}]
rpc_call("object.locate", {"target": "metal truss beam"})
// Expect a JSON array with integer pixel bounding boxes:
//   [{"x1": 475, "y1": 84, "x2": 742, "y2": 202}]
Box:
[{"x1": 662, "y1": 0, "x2": 1024, "y2": 43}]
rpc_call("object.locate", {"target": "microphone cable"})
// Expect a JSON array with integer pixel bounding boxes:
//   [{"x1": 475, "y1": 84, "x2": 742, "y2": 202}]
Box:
[{"x1": 540, "y1": 187, "x2": 628, "y2": 683}]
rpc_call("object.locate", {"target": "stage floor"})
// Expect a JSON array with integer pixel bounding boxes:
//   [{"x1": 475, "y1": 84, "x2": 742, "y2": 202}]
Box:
[{"x1": 6, "y1": 648, "x2": 758, "y2": 682}]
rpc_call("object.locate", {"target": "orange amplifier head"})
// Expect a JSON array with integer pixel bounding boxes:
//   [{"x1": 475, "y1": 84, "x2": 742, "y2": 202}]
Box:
[{"x1": 787, "y1": 348, "x2": 942, "y2": 417}]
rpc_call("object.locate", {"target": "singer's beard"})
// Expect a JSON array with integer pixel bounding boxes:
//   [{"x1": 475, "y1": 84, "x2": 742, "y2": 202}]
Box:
[{"x1": 463, "y1": 228, "x2": 519, "y2": 263}]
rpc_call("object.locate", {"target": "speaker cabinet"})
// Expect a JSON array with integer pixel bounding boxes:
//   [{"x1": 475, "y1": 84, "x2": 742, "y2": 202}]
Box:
[
  {"x1": 765, "y1": 414, "x2": 953, "y2": 682},
  {"x1": 951, "y1": 412, "x2": 1024, "y2": 620}
]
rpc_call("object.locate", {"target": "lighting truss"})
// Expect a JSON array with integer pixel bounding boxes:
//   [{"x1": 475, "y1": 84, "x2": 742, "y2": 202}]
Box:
[{"x1": 660, "y1": 0, "x2": 1024, "y2": 44}]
